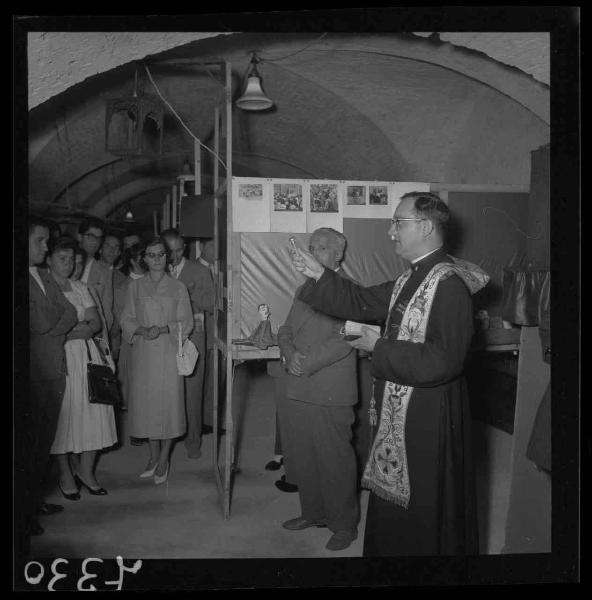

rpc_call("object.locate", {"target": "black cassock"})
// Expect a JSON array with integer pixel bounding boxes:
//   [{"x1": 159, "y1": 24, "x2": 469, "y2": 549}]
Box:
[{"x1": 298, "y1": 249, "x2": 479, "y2": 556}]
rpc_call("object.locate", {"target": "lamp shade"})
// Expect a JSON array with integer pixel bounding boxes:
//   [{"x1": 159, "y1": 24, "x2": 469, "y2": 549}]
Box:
[{"x1": 235, "y1": 75, "x2": 273, "y2": 111}]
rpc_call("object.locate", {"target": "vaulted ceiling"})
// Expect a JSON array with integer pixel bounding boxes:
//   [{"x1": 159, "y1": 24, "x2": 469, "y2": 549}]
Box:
[{"x1": 26, "y1": 31, "x2": 550, "y2": 232}]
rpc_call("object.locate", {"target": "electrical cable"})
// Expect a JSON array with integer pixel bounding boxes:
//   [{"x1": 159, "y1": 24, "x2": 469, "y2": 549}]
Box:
[
  {"x1": 258, "y1": 33, "x2": 329, "y2": 62},
  {"x1": 233, "y1": 151, "x2": 319, "y2": 179},
  {"x1": 143, "y1": 63, "x2": 227, "y2": 171},
  {"x1": 265, "y1": 46, "x2": 548, "y2": 125},
  {"x1": 482, "y1": 206, "x2": 543, "y2": 240}
]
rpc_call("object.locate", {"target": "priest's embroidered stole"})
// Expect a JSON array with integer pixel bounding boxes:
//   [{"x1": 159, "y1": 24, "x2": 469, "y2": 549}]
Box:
[{"x1": 361, "y1": 262, "x2": 463, "y2": 508}]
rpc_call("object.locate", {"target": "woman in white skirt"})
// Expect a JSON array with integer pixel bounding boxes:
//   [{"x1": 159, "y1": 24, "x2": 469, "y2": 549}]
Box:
[{"x1": 48, "y1": 238, "x2": 118, "y2": 499}]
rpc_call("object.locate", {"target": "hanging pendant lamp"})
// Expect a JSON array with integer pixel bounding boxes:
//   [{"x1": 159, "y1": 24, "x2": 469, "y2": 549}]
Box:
[{"x1": 235, "y1": 54, "x2": 273, "y2": 111}]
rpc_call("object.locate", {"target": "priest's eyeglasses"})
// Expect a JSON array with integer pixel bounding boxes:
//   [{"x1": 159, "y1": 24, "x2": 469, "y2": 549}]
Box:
[{"x1": 390, "y1": 217, "x2": 425, "y2": 229}]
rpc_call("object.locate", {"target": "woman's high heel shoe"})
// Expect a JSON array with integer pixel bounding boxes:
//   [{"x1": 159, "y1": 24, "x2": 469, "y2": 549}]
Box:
[
  {"x1": 74, "y1": 474, "x2": 108, "y2": 496},
  {"x1": 59, "y1": 484, "x2": 81, "y2": 501},
  {"x1": 154, "y1": 463, "x2": 169, "y2": 485},
  {"x1": 139, "y1": 462, "x2": 158, "y2": 479}
]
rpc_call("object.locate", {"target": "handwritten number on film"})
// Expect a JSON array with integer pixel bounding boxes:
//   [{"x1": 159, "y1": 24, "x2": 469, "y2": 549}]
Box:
[{"x1": 24, "y1": 556, "x2": 142, "y2": 591}]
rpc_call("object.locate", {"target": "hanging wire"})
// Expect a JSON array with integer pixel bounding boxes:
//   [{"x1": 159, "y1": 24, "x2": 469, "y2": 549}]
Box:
[
  {"x1": 143, "y1": 62, "x2": 227, "y2": 171},
  {"x1": 204, "y1": 66, "x2": 224, "y2": 89},
  {"x1": 258, "y1": 33, "x2": 329, "y2": 62},
  {"x1": 482, "y1": 206, "x2": 544, "y2": 240}
]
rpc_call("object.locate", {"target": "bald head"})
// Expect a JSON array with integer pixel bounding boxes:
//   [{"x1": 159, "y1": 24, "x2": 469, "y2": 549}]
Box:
[{"x1": 309, "y1": 228, "x2": 346, "y2": 270}]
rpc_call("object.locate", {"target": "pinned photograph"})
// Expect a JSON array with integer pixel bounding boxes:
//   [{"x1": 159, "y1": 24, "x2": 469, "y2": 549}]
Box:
[
  {"x1": 233, "y1": 178, "x2": 270, "y2": 232},
  {"x1": 347, "y1": 185, "x2": 366, "y2": 205},
  {"x1": 369, "y1": 185, "x2": 388, "y2": 205},
  {"x1": 310, "y1": 183, "x2": 339, "y2": 212},
  {"x1": 273, "y1": 183, "x2": 303, "y2": 211},
  {"x1": 238, "y1": 183, "x2": 264, "y2": 201}
]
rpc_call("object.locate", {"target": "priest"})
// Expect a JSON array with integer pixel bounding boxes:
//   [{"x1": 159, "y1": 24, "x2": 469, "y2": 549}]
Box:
[{"x1": 291, "y1": 191, "x2": 489, "y2": 556}]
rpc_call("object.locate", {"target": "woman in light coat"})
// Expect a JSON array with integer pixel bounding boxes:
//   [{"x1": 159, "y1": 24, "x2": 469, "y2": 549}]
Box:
[{"x1": 120, "y1": 237, "x2": 193, "y2": 484}]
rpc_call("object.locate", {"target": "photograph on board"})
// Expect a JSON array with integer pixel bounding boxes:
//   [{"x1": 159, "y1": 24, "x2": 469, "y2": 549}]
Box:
[
  {"x1": 310, "y1": 183, "x2": 339, "y2": 212},
  {"x1": 346, "y1": 185, "x2": 366, "y2": 205},
  {"x1": 238, "y1": 183, "x2": 264, "y2": 201},
  {"x1": 273, "y1": 183, "x2": 303, "y2": 211},
  {"x1": 369, "y1": 185, "x2": 388, "y2": 205}
]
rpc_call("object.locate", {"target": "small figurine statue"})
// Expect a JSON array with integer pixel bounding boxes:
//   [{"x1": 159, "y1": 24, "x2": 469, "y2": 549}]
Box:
[
  {"x1": 233, "y1": 303, "x2": 277, "y2": 349},
  {"x1": 248, "y1": 304, "x2": 277, "y2": 349}
]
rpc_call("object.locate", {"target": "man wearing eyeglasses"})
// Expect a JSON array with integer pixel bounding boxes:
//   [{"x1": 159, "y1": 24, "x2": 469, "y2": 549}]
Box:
[
  {"x1": 291, "y1": 191, "x2": 490, "y2": 557},
  {"x1": 77, "y1": 218, "x2": 114, "y2": 350}
]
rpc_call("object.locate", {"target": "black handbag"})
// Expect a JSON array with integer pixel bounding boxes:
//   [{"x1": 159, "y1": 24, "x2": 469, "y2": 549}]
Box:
[{"x1": 86, "y1": 339, "x2": 121, "y2": 406}]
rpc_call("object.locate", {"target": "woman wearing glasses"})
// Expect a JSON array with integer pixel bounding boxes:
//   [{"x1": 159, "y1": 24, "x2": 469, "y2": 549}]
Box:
[
  {"x1": 120, "y1": 236, "x2": 193, "y2": 484},
  {"x1": 48, "y1": 238, "x2": 118, "y2": 499},
  {"x1": 77, "y1": 218, "x2": 114, "y2": 345}
]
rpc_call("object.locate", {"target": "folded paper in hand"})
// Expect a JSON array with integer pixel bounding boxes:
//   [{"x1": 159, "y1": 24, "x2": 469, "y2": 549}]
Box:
[{"x1": 340, "y1": 321, "x2": 381, "y2": 338}]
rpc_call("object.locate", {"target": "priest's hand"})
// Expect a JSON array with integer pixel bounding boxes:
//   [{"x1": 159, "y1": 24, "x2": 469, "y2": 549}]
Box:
[
  {"x1": 348, "y1": 326, "x2": 381, "y2": 353},
  {"x1": 290, "y1": 246, "x2": 324, "y2": 281}
]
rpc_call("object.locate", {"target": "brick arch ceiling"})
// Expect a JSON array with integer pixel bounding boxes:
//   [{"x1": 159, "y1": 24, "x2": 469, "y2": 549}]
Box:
[
  {"x1": 27, "y1": 32, "x2": 549, "y2": 223},
  {"x1": 28, "y1": 31, "x2": 549, "y2": 109}
]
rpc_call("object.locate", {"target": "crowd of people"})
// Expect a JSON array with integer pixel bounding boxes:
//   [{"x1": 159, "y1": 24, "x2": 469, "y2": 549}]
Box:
[
  {"x1": 19, "y1": 216, "x2": 217, "y2": 563},
  {"x1": 19, "y1": 190, "x2": 490, "y2": 560}
]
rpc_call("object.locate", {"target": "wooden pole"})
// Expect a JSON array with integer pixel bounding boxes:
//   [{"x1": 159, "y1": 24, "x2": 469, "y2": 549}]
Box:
[
  {"x1": 214, "y1": 107, "x2": 220, "y2": 194},
  {"x1": 194, "y1": 138, "x2": 201, "y2": 196},
  {"x1": 223, "y1": 61, "x2": 233, "y2": 520},
  {"x1": 153, "y1": 210, "x2": 158, "y2": 235},
  {"x1": 164, "y1": 195, "x2": 170, "y2": 229},
  {"x1": 171, "y1": 185, "x2": 177, "y2": 229}
]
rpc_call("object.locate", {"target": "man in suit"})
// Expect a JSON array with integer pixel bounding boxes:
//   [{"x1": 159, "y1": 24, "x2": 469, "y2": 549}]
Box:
[
  {"x1": 77, "y1": 217, "x2": 114, "y2": 349},
  {"x1": 278, "y1": 228, "x2": 359, "y2": 552},
  {"x1": 24, "y1": 218, "x2": 78, "y2": 548},
  {"x1": 291, "y1": 192, "x2": 488, "y2": 557},
  {"x1": 99, "y1": 232, "x2": 126, "y2": 361},
  {"x1": 162, "y1": 229, "x2": 216, "y2": 458}
]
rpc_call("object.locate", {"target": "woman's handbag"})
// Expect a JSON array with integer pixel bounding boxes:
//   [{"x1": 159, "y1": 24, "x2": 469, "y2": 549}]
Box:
[
  {"x1": 176, "y1": 322, "x2": 199, "y2": 376},
  {"x1": 86, "y1": 339, "x2": 121, "y2": 406}
]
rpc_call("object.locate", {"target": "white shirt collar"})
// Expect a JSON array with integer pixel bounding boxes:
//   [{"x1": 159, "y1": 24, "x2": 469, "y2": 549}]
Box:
[
  {"x1": 81, "y1": 258, "x2": 94, "y2": 283},
  {"x1": 130, "y1": 272, "x2": 144, "y2": 280},
  {"x1": 29, "y1": 266, "x2": 46, "y2": 295},
  {"x1": 170, "y1": 257, "x2": 186, "y2": 278},
  {"x1": 411, "y1": 247, "x2": 442, "y2": 264}
]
